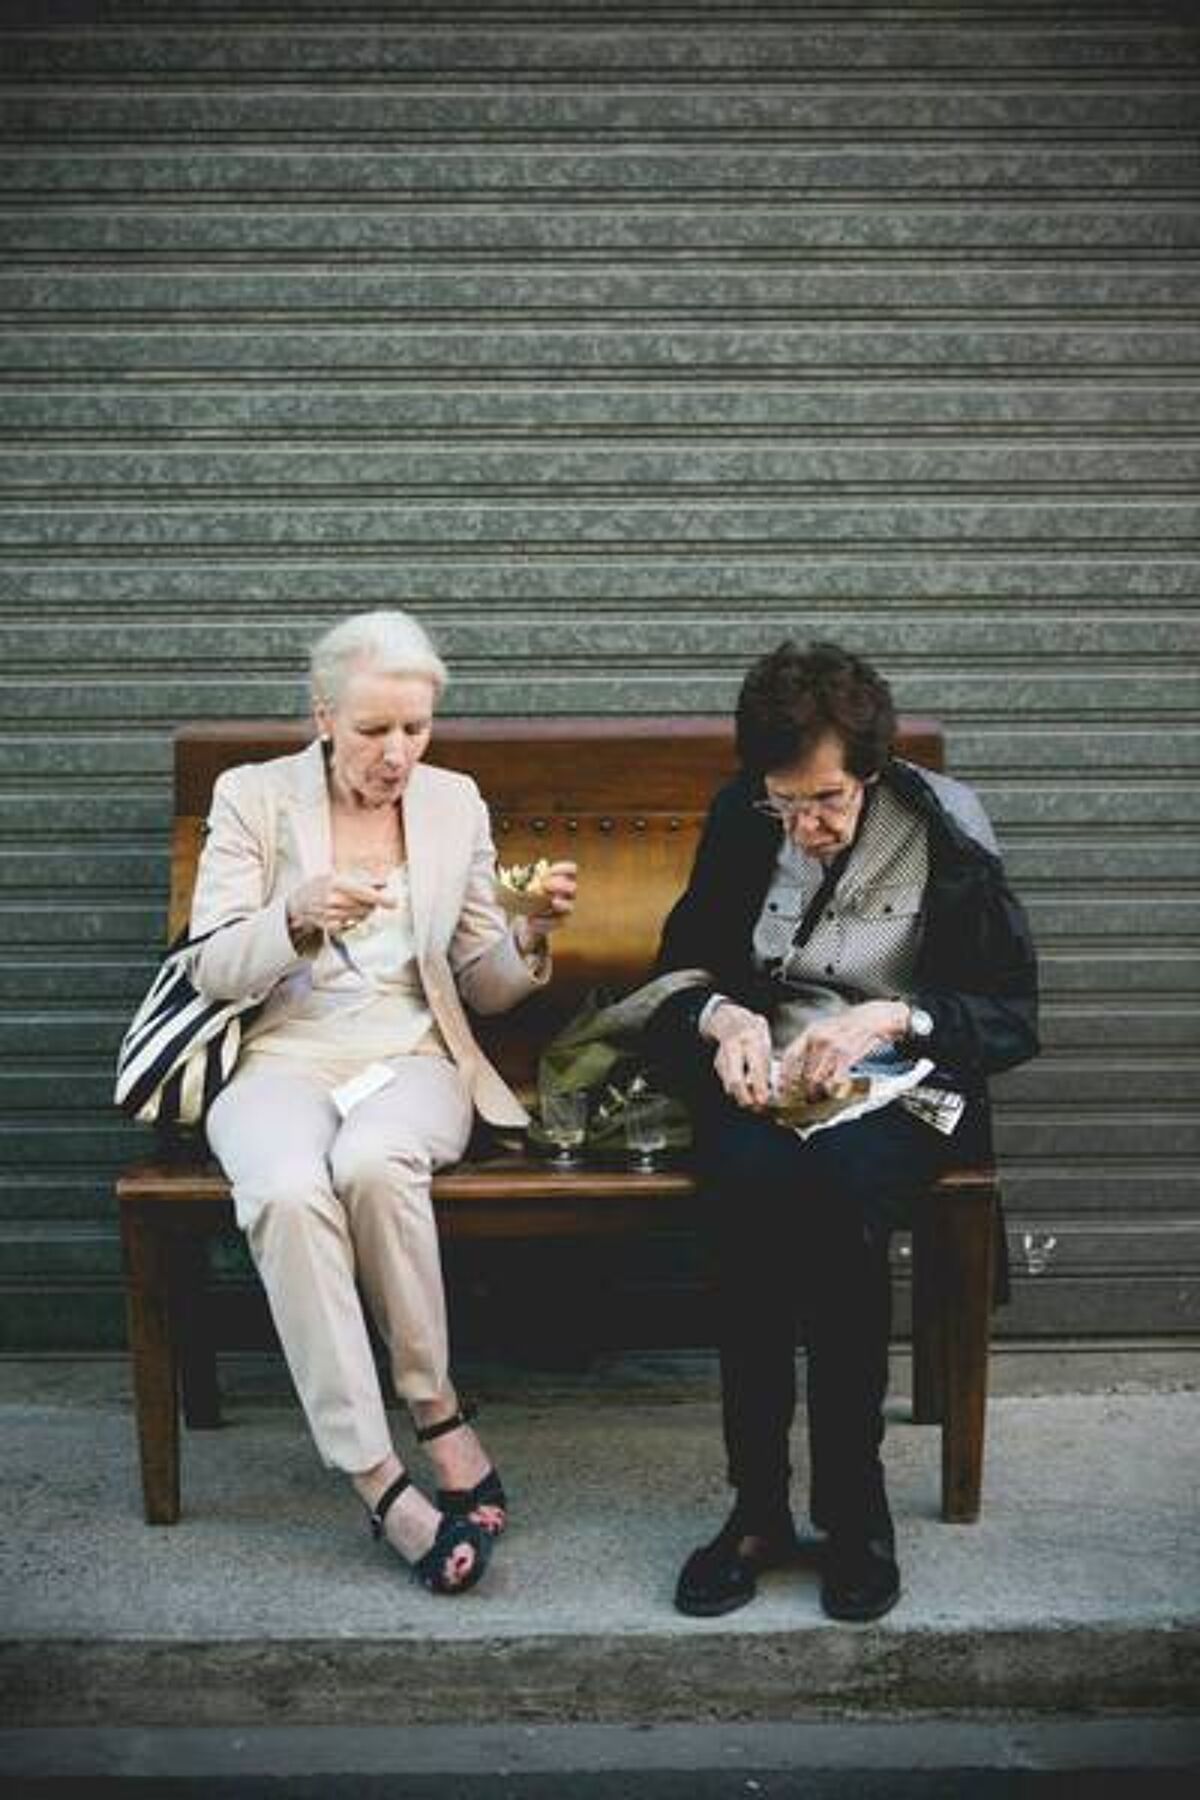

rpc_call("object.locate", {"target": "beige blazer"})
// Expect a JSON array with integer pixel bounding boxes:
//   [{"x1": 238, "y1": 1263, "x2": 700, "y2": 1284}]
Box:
[{"x1": 186, "y1": 739, "x2": 549, "y2": 1128}]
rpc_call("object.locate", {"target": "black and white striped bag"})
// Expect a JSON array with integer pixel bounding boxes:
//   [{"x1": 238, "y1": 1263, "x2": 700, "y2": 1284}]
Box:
[{"x1": 114, "y1": 925, "x2": 257, "y2": 1127}]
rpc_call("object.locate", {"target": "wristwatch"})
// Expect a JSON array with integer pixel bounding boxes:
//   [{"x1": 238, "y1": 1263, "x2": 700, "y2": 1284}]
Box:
[{"x1": 905, "y1": 1004, "x2": 934, "y2": 1047}]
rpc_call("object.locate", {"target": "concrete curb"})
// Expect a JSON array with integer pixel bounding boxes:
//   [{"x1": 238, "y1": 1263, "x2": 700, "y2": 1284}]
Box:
[{"x1": 4, "y1": 1624, "x2": 1199, "y2": 1728}]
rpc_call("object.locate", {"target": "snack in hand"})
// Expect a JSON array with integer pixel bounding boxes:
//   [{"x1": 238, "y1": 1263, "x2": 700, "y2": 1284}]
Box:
[
  {"x1": 768, "y1": 1059, "x2": 865, "y2": 1127},
  {"x1": 494, "y1": 856, "x2": 555, "y2": 917}
]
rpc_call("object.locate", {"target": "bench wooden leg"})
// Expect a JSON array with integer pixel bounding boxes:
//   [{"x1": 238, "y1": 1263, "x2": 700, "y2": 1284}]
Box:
[
  {"x1": 120, "y1": 1204, "x2": 181, "y2": 1525},
  {"x1": 937, "y1": 1182, "x2": 998, "y2": 1524}
]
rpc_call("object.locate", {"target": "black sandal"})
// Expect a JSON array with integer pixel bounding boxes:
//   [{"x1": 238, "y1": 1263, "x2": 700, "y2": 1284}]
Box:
[
  {"x1": 368, "y1": 1472, "x2": 491, "y2": 1596},
  {"x1": 415, "y1": 1403, "x2": 508, "y2": 1537}
]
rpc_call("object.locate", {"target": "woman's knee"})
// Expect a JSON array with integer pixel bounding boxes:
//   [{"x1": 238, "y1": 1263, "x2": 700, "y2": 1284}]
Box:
[
  {"x1": 233, "y1": 1160, "x2": 341, "y2": 1243},
  {"x1": 329, "y1": 1132, "x2": 432, "y2": 1212}
]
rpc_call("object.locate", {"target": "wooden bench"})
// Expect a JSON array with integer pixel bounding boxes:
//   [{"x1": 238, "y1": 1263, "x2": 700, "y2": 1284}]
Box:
[{"x1": 117, "y1": 717, "x2": 1000, "y2": 1528}]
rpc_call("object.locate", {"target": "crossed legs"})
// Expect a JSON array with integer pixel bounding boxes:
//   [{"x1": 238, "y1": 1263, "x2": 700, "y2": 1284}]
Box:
[{"x1": 205, "y1": 1051, "x2": 495, "y2": 1586}]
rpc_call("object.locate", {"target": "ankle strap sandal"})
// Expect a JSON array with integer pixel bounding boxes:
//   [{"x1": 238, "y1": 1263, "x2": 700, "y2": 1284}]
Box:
[
  {"x1": 368, "y1": 1472, "x2": 491, "y2": 1596},
  {"x1": 413, "y1": 1404, "x2": 509, "y2": 1537},
  {"x1": 413, "y1": 1401, "x2": 478, "y2": 1445}
]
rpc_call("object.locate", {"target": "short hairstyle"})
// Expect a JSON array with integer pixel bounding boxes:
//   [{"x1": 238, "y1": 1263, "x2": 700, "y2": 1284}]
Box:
[
  {"x1": 309, "y1": 609, "x2": 448, "y2": 710},
  {"x1": 735, "y1": 639, "x2": 896, "y2": 779}
]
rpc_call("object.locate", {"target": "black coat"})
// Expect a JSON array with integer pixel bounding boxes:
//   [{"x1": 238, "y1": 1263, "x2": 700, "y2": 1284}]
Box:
[{"x1": 644, "y1": 758, "x2": 1040, "y2": 1161}]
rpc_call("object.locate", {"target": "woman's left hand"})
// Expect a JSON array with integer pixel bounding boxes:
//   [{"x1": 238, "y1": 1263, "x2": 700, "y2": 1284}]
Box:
[
  {"x1": 515, "y1": 860, "x2": 578, "y2": 947},
  {"x1": 778, "y1": 1000, "x2": 908, "y2": 1101}
]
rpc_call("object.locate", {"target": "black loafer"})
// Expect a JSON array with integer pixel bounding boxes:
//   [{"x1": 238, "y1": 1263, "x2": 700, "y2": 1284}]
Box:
[
  {"x1": 819, "y1": 1532, "x2": 900, "y2": 1623},
  {"x1": 674, "y1": 1512, "x2": 799, "y2": 1618}
]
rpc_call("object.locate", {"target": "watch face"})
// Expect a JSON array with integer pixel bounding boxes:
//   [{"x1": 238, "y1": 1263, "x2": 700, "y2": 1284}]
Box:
[{"x1": 910, "y1": 1006, "x2": 933, "y2": 1040}]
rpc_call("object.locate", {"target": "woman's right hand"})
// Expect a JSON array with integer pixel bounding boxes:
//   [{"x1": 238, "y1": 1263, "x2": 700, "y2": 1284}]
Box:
[
  {"x1": 705, "y1": 1000, "x2": 774, "y2": 1110},
  {"x1": 285, "y1": 870, "x2": 396, "y2": 944}
]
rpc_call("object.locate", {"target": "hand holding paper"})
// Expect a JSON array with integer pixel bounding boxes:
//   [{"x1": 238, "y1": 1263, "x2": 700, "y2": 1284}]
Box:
[{"x1": 777, "y1": 998, "x2": 909, "y2": 1101}]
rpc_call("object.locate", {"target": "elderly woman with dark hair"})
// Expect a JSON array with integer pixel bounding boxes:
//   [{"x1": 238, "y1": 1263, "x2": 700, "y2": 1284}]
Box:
[
  {"x1": 188, "y1": 610, "x2": 577, "y2": 1595},
  {"x1": 644, "y1": 640, "x2": 1037, "y2": 1622}
]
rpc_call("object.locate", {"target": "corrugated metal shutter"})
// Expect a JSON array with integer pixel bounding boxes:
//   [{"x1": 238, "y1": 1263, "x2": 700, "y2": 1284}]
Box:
[{"x1": 1, "y1": 1, "x2": 1197, "y2": 1349}]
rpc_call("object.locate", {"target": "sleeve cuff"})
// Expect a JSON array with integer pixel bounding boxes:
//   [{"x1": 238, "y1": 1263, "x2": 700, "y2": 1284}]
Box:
[
  {"x1": 697, "y1": 991, "x2": 731, "y2": 1036},
  {"x1": 512, "y1": 921, "x2": 552, "y2": 985},
  {"x1": 274, "y1": 894, "x2": 321, "y2": 965}
]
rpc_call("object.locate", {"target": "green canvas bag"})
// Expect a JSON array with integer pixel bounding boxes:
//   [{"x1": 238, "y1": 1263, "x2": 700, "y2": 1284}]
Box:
[{"x1": 528, "y1": 969, "x2": 710, "y2": 1156}]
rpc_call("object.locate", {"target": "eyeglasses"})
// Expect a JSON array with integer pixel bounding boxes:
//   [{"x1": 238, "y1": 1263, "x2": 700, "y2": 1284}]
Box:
[{"x1": 752, "y1": 786, "x2": 860, "y2": 825}]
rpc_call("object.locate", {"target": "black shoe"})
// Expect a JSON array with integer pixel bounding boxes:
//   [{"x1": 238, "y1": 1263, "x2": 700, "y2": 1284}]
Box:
[
  {"x1": 674, "y1": 1507, "x2": 799, "y2": 1618},
  {"x1": 819, "y1": 1531, "x2": 900, "y2": 1623}
]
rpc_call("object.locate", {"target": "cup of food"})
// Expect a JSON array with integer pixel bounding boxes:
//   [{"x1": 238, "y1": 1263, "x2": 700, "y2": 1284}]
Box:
[{"x1": 494, "y1": 856, "x2": 555, "y2": 917}]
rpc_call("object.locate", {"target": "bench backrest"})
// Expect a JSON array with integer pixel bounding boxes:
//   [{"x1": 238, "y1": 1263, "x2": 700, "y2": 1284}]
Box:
[{"x1": 172, "y1": 716, "x2": 943, "y2": 1089}]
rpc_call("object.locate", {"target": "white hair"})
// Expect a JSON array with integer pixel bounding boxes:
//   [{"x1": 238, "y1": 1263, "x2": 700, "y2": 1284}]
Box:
[{"x1": 309, "y1": 609, "x2": 448, "y2": 709}]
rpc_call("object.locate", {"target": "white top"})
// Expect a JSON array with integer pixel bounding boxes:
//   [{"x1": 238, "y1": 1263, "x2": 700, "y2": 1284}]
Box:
[{"x1": 242, "y1": 866, "x2": 443, "y2": 1068}]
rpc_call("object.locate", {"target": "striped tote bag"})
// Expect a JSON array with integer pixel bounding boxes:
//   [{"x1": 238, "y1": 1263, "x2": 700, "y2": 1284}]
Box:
[{"x1": 114, "y1": 925, "x2": 258, "y2": 1127}]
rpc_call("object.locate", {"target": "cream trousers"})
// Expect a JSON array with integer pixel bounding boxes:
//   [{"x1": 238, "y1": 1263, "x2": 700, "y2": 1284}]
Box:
[{"x1": 205, "y1": 1050, "x2": 474, "y2": 1472}]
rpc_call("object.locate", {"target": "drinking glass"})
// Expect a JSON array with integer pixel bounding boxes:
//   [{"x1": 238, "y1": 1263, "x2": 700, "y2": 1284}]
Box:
[
  {"x1": 539, "y1": 1087, "x2": 589, "y2": 1169},
  {"x1": 624, "y1": 1088, "x2": 671, "y2": 1173}
]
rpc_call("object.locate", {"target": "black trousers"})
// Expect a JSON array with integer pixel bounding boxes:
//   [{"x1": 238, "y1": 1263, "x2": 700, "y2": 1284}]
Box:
[{"x1": 696, "y1": 1097, "x2": 954, "y2": 1538}]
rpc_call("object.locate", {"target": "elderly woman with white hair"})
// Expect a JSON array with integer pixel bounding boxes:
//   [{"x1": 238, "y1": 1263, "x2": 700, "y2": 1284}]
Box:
[{"x1": 188, "y1": 610, "x2": 577, "y2": 1595}]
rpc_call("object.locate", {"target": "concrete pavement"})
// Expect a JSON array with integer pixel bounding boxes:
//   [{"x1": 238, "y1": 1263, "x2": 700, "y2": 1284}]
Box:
[{"x1": 1, "y1": 1352, "x2": 1198, "y2": 1727}]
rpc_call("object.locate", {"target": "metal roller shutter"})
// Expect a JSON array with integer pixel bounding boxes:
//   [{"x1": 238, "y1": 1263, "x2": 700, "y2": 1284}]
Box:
[{"x1": 1, "y1": 1, "x2": 1196, "y2": 1349}]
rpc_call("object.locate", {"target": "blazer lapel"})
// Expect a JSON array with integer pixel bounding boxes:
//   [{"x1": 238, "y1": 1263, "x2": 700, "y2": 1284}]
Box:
[
  {"x1": 282, "y1": 738, "x2": 334, "y2": 880},
  {"x1": 402, "y1": 764, "x2": 441, "y2": 953}
]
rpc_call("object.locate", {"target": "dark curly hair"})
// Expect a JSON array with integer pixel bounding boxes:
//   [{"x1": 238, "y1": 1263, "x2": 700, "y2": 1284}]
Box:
[{"x1": 735, "y1": 640, "x2": 896, "y2": 780}]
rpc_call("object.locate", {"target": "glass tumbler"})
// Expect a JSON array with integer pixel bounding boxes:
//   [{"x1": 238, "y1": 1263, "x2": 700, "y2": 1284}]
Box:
[
  {"x1": 623, "y1": 1088, "x2": 671, "y2": 1173},
  {"x1": 539, "y1": 1087, "x2": 589, "y2": 1169}
]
